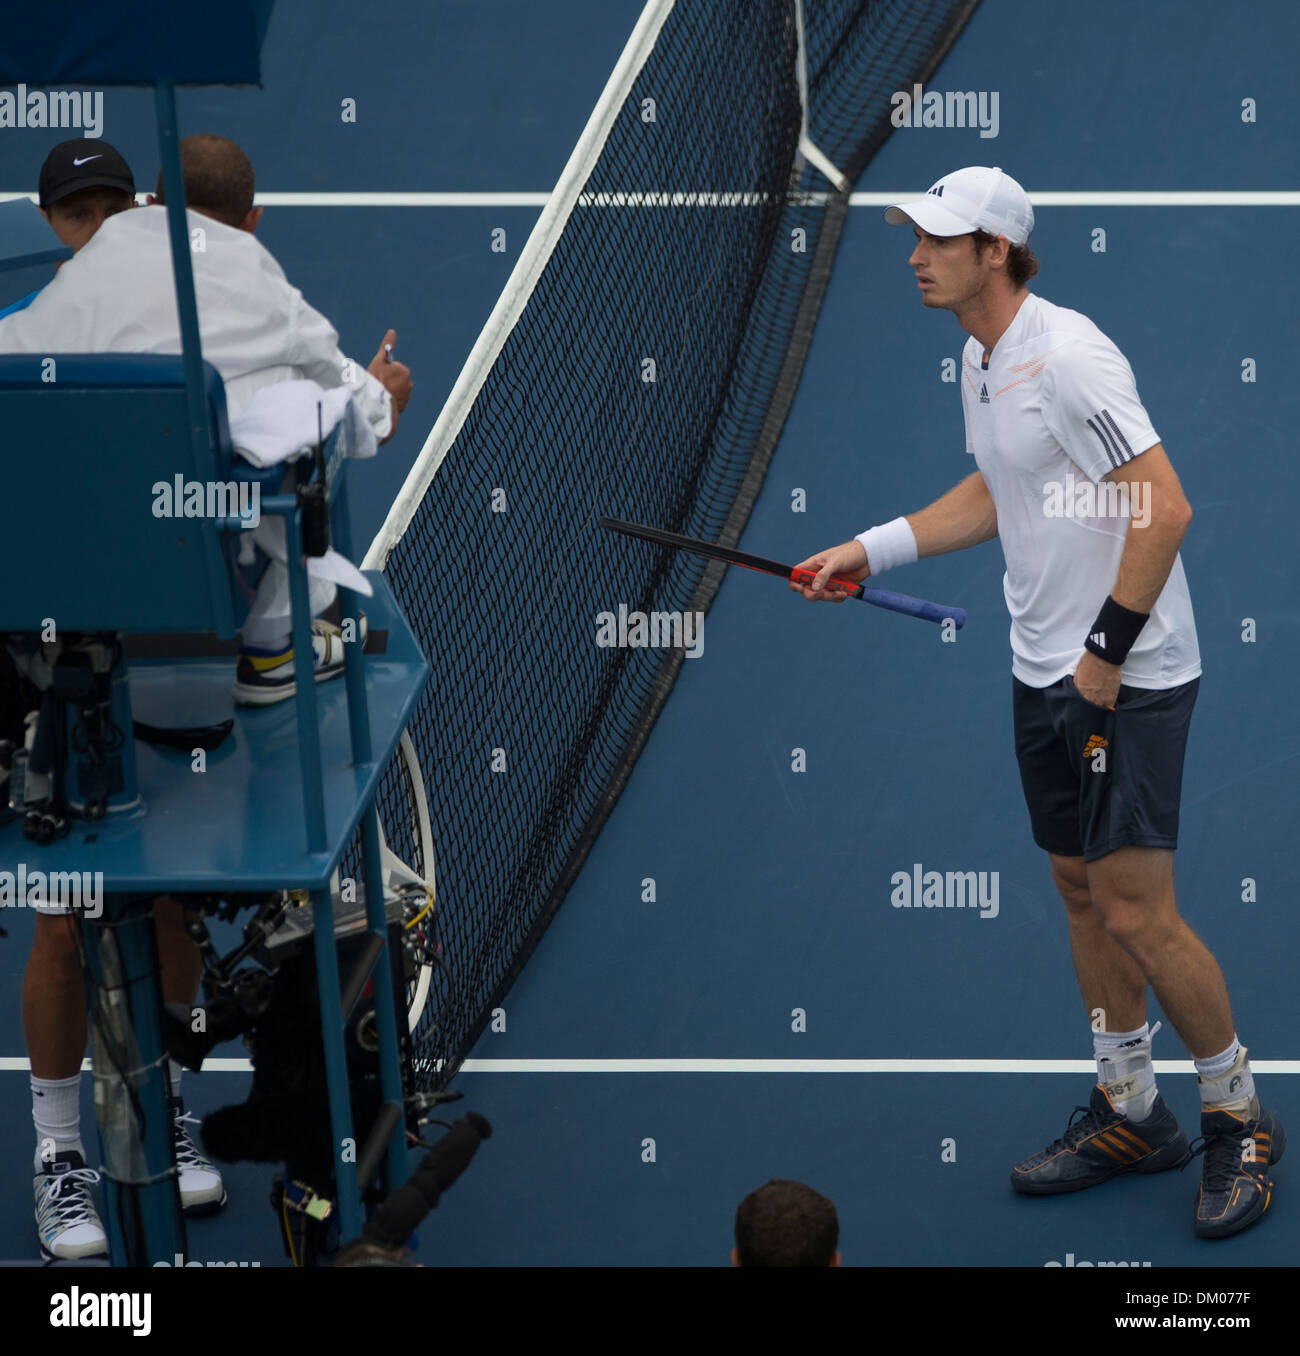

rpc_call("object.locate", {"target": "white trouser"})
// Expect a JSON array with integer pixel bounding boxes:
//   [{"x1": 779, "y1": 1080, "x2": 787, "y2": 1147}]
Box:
[{"x1": 238, "y1": 516, "x2": 338, "y2": 649}]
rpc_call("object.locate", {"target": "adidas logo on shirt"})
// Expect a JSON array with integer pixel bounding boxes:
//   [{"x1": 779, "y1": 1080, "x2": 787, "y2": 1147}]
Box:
[{"x1": 979, "y1": 383, "x2": 989, "y2": 404}]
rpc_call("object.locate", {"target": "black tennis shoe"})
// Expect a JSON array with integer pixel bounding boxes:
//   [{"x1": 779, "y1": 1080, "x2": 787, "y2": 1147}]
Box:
[
  {"x1": 1011, "y1": 1084, "x2": 1191, "y2": 1195},
  {"x1": 1188, "y1": 1102, "x2": 1285, "y2": 1239}
]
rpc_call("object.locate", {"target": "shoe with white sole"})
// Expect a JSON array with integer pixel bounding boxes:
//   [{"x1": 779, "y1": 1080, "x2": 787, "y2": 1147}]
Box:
[
  {"x1": 35, "y1": 1151, "x2": 107, "y2": 1261},
  {"x1": 171, "y1": 1098, "x2": 227, "y2": 1216},
  {"x1": 233, "y1": 615, "x2": 368, "y2": 707}
]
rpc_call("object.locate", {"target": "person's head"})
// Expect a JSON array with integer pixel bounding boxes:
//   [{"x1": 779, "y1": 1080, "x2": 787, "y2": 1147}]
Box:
[
  {"x1": 885, "y1": 166, "x2": 1037, "y2": 314},
  {"x1": 153, "y1": 133, "x2": 262, "y2": 233},
  {"x1": 732, "y1": 1179, "x2": 841, "y2": 1267},
  {"x1": 38, "y1": 138, "x2": 136, "y2": 253}
]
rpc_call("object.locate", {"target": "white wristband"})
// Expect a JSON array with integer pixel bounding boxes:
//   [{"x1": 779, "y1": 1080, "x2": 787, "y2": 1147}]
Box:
[{"x1": 854, "y1": 516, "x2": 918, "y2": 575}]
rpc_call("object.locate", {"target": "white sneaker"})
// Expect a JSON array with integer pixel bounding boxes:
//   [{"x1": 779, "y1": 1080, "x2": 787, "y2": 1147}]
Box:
[
  {"x1": 35, "y1": 1151, "x2": 107, "y2": 1260},
  {"x1": 171, "y1": 1099, "x2": 227, "y2": 1216}
]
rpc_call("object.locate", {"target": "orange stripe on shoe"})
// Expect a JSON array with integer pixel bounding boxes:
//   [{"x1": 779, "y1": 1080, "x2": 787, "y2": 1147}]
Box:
[
  {"x1": 1091, "y1": 1135, "x2": 1131, "y2": 1163},
  {"x1": 1110, "y1": 1125, "x2": 1152, "y2": 1156},
  {"x1": 1106, "y1": 1133, "x2": 1142, "y2": 1161}
]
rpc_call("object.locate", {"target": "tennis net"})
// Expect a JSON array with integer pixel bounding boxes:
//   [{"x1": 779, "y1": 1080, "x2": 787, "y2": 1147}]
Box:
[{"x1": 356, "y1": 0, "x2": 980, "y2": 1089}]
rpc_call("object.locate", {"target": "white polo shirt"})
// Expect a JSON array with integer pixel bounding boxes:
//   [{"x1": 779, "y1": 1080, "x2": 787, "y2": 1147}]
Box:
[
  {"x1": 961, "y1": 293, "x2": 1199, "y2": 689},
  {"x1": 0, "y1": 205, "x2": 391, "y2": 434}
]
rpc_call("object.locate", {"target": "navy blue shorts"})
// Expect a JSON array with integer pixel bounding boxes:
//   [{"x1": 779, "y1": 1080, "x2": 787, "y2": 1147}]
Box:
[{"x1": 1012, "y1": 674, "x2": 1199, "y2": 863}]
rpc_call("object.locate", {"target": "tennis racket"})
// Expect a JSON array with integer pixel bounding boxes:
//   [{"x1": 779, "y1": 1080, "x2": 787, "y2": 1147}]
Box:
[{"x1": 598, "y1": 516, "x2": 965, "y2": 629}]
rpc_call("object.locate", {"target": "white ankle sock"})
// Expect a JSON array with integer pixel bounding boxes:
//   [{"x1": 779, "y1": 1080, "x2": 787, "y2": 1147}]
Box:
[
  {"x1": 1094, "y1": 1021, "x2": 1160, "y2": 1121},
  {"x1": 1195, "y1": 1037, "x2": 1255, "y2": 1111},
  {"x1": 32, "y1": 1073, "x2": 84, "y2": 1173}
]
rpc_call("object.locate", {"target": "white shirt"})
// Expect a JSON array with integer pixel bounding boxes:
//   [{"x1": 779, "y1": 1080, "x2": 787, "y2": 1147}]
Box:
[
  {"x1": 961, "y1": 292, "x2": 1199, "y2": 689},
  {"x1": 0, "y1": 205, "x2": 392, "y2": 434}
]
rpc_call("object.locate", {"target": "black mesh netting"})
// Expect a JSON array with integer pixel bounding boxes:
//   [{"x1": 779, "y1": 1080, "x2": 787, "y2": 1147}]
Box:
[{"x1": 346, "y1": 0, "x2": 979, "y2": 1089}]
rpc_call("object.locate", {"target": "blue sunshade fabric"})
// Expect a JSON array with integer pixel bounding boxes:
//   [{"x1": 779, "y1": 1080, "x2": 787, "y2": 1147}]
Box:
[{"x1": 0, "y1": 0, "x2": 273, "y2": 85}]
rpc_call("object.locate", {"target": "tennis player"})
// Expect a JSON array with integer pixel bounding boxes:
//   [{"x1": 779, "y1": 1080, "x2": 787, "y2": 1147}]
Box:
[{"x1": 791, "y1": 166, "x2": 1282, "y2": 1238}]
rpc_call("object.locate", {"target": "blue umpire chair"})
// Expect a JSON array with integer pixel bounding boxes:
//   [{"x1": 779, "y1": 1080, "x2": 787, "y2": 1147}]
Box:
[{"x1": 0, "y1": 8, "x2": 429, "y2": 1266}]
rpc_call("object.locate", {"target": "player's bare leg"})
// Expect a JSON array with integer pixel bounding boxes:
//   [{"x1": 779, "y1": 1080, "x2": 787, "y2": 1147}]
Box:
[
  {"x1": 24, "y1": 900, "x2": 201, "y2": 1076},
  {"x1": 1010, "y1": 850, "x2": 1192, "y2": 1196},
  {"x1": 1084, "y1": 846, "x2": 1233, "y2": 1058},
  {"x1": 154, "y1": 896, "x2": 203, "y2": 1005},
  {"x1": 25, "y1": 901, "x2": 204, "y2": 1172},
  {"x1": 1082, "y1": 844, "x2": 1283, "y2": 1236},
  {"x1": 23, "y1": 914, "x2": 86, "y2": 1082},
  {"x1": 1049, "y1": 852, "x2": 1146, "y2": 1034},
  {"x1": 25, "y1": 914, "x2": 102, "y2": 1258}
]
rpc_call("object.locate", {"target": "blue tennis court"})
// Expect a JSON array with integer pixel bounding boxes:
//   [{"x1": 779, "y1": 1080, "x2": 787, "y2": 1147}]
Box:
[{"x1": 1, "y1": 0, "x2": 1297, "y2": 1281}]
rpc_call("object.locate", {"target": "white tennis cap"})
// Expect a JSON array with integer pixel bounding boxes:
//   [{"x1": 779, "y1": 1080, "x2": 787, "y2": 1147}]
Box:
[{"x1": 884, "y1": 166, "x2": 1034, "y2": 245}]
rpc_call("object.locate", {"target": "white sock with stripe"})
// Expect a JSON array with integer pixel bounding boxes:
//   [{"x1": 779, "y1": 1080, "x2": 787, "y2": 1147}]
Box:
[{"x1": 1095, "y1": 1021, "x2": 1160, "y2": 1121}]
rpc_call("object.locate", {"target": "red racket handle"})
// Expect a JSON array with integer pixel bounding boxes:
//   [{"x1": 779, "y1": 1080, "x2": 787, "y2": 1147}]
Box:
[{"x1": 790, "y1": 567, "x2": 863, "y2": 596}]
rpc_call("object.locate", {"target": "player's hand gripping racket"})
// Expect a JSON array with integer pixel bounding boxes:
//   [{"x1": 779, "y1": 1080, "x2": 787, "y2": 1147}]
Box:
[{"x1": 598, "y1": 517, "x2": 965, "y2": 629}]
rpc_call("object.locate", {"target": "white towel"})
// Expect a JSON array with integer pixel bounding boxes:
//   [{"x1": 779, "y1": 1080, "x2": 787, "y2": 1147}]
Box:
[{"x1": 229, "y1": 378, "x2": 378, "y2": 468}]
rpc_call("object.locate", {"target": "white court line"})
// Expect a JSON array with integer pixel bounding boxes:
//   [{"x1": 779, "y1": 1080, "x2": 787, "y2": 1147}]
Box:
[
  {"x1": 853, "y1": 190, "x2": 1300, "y2": 208},
  {"x1": 0, "y1": 1057, "x2": 252, "y2": 1073},
  {"x1": 459, "y1": 1058, "x2": 1300, "y2": 1074},
  {"x1": 259, "y1": 192, "x2": 551, "y2": 208},
  {"x1": 1, "y1": 191, "x2": 1296, "y2": 208},
  {"x1": 0, "y1": 191, "x2": 549, "y2": 208},
  {"x1": 3, "y1": 1057, "x2": 1299, "y2": 1074}
]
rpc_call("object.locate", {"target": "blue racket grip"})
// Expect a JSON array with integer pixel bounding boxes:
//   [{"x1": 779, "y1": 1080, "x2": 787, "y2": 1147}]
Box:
[{"x1": 857, "y1": 585, "x2": 966, "y2": 629}]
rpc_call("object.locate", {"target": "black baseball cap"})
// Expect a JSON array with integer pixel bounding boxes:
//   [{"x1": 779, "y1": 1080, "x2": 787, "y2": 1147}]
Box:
[{"x1": 39, "y1": 138, "x2": 135, "y2": 209}]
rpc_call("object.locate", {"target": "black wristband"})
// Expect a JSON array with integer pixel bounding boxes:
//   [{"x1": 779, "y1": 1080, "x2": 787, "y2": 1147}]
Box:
[{"x1": 1084, "y1": 596, "x2": 1149, "y2": 665}]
